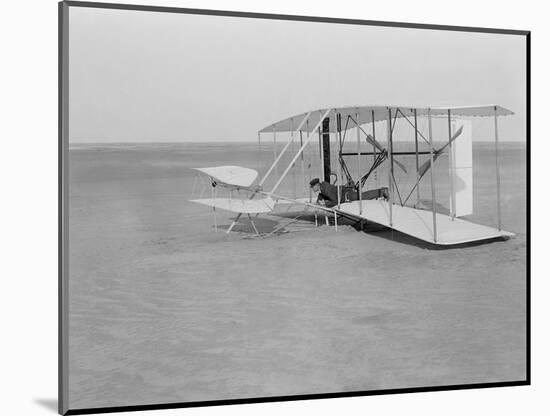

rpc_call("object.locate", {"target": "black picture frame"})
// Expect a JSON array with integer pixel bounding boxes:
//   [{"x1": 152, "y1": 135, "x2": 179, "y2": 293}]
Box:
[{"x1": 59, "y1": 1, "x2": 531, "y2": 414}]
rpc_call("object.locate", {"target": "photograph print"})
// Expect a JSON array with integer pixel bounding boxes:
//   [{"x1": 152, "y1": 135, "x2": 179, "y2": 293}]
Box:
[{"x1": 59, "y1": 2, "x2": 529, "y2": 414}]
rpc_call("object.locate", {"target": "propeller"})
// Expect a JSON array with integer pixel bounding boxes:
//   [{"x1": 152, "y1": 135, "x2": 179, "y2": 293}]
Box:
[
  {"x1": 365, "y1": 134, "x2": 408, "y2": 173},
  {"x1": 402, "y1": 125, "x2": 464, "y2": 206},
  {"x1": 417, "y1": 125, "x2": 464, "y2": 177}
]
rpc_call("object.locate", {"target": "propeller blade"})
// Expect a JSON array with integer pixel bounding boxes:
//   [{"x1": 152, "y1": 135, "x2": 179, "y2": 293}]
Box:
[
  {"x1": 394, "y1": 159, "x2": 408, "y2": 174},
  {"x1": 365, "y1": 134, "x2": 386, "y2": 153},
  {"x1": 417, "y1": 124, "x2": 464, "y2": 178},
  {"x1": 365, "y1": 134, "x2": 407, "y2": 173},
  {"x1": 418, "y1": 152, "x2": 442, "y2": 177},
  {"x1": 437, "y1": 125, "x2": 464, "y2": 153}
]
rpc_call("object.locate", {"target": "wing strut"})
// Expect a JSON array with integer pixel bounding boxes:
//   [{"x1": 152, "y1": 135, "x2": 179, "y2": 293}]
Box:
[{"x1": 226, "y1": 111, "x2": 312, "y2": 233}]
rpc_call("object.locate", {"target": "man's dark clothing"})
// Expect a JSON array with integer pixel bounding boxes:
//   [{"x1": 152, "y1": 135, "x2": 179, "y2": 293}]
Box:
[
  {"x1": 316, "y1": 181, "x2": 388, "y2": 208},
  {"x1": 317, "y1": 182, "x2": 340, "y2": 207}
]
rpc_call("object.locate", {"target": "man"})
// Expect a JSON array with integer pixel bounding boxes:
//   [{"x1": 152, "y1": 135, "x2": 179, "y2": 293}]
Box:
[{"x1": 309, "y1": 178, "x2": 388, "y2": 208}]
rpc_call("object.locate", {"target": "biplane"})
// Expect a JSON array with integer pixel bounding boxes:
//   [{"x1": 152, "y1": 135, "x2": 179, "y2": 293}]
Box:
[{"x1": 190, "y1": 105, "x2": 514, "y2": 246}]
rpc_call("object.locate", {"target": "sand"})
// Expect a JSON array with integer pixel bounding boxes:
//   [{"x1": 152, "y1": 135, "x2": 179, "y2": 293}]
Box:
[{"x1": 67, "y1": 142, "x2": 527, "y2": 410}]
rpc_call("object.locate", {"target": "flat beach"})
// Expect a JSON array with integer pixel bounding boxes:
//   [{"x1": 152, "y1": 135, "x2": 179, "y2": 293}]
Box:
[{"x1": 68, "y1": 142, "x2": 527, "y2": 410}]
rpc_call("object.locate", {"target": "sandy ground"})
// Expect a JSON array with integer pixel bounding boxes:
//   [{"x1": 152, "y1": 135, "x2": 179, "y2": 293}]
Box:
[{"x1": 67, "y1": 142, "x2": 527, "y2": 410}]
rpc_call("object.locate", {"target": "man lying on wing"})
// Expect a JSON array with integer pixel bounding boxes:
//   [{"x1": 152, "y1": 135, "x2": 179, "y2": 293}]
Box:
[{"x1": 309, "y1": 178, "x2": 388, "y2": 208}]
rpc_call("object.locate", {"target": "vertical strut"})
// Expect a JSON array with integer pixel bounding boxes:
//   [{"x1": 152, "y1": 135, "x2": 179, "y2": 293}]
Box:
[
  {"x1": 414, "y1": 109, "x2": 420, "y2": 207},
  {"x1": 318, "y1": 126, "x2": 324, "y2": 180},
  {"x1": 494, "y1": 106, "x2": 502, "y2": 231},
  {"x1": 335, "y1": 110, "x2": 341, "y2": 209},
  {"x1": 389, "y1": 109, "x2": 396, "y2": 198},
  {"x1": 248, "y1": 214, "x2": 259, "y2": 235},
  {"x1": 386, "y1": 108, "x2": 393, "y2": 226},
  {"x1": 300, "y1": 130, "x2": 306, "y2": 197},
  {"x1": 356, "y1": 111, "x2": 362, "y2": 215},
  {"x1": 372, "y1": 110, "x2": 378, "y2": 188},
  {"x1": 448, "y1": 109, "x2": 456, "y2": 218},
  {"x1": 290, "y1": 118, "x2": 296, "y2": 198},
  {"x1": 307, "y1": 119, "x2": 312, "y2": 201},
  {"x1": 211, "y1": 184, "x2": 217, "y2": 232},
  {"x1": 322, "y1": 117, "x2": 331, "y2": 183},
  {"x1": 428, "y1": 109, "x2": 437, "y2": 243}
]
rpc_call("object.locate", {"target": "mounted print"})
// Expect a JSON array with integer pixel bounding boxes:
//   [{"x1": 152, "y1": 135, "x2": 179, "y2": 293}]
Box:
[{"x1": 59, "y1": 1, "x2": 530, "y2": 414}]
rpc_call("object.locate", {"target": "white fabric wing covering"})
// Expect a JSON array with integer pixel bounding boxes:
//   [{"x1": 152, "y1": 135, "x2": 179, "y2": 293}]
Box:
[
  {"x1": 260, "y1": 105, "x2": 514, "y2": 133},
  {"x1": 337, "y1": 200, "x2": 513, "y2": 245},
  {"x1": 190, "y1": 197, "x2": 275, "y2": 214},
  {"x1": 193, "y1": 166, "x2": 258, "y2": 187}
]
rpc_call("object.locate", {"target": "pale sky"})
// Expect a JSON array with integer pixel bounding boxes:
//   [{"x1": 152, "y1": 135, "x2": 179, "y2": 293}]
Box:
[{"x1": 68, "y1": 6, "x2": 527, "y2": 142}]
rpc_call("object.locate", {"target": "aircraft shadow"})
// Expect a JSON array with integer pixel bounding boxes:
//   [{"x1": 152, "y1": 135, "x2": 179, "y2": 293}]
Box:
[{"x1": 359, "y1": 224, "x2": 508, "y2": 250}]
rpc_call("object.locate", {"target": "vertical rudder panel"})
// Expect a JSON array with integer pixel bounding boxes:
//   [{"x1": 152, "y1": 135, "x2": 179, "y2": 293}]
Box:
[{"x1": 451, "y1": 119, "x2": 473, "y2": 217}]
